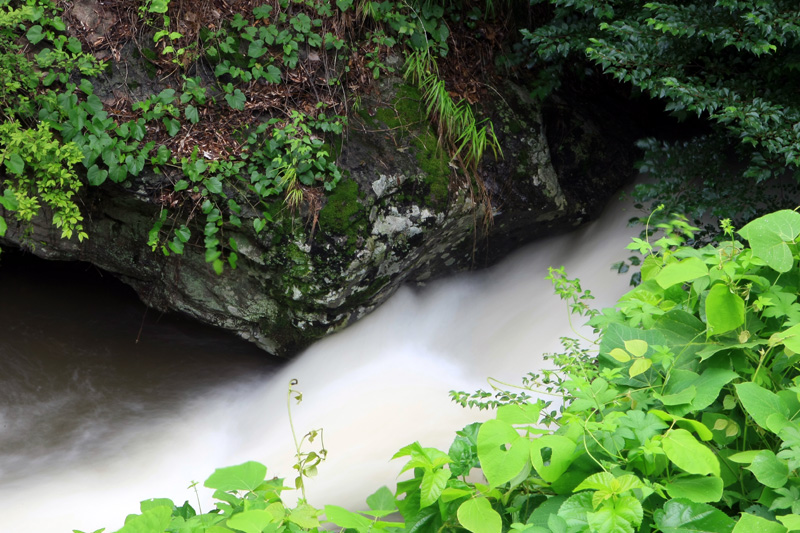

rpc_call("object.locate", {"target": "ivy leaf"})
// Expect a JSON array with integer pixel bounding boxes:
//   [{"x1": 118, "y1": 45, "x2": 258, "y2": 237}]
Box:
[
  {"x1": 264, "y1": 64, "x2": 282, "y2": 84},
  {"x1": 248, "y1": 39, "x2": 267, "y2": 58},
  {"x1": 617, "y1": 410, "x2": 668, "y2": 445},
  {"x1": 163, "y1": 117, "x2": 181, "y2": 137},
  {"x1": 705, "y1": 284, "x2": 745, "y2": 336},
  {"x1": 87, "y1": 164, "x2": 108, "y2": 186},
  {"x1": 185, "y1": 105, "x2": 199, "y2": 124},
  {"x1": 225, "y1": 89, "x2": 246, "y2": 110},
  {"x1": 457, "y1": 498, "x2": 501, "y2": 533},
  {"x1": 204, "y1": 177, "x2": 223, "y2": 194},
  {"x1": 0, "y1": 217, "x2": 7, "y2": 237}
]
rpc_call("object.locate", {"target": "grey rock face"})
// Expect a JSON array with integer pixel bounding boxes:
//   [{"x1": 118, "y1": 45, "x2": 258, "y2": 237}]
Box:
[{"x1": 1, "y1": 53, "x2": 634, "y2": 356}]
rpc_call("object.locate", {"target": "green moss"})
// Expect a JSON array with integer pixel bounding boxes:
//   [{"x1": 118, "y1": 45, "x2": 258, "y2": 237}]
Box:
[
  {"x1": 285, "y1": 242, "x2": 311, "y2": 278},
  {"x1": 318, "y1": 178, "x2": 366, "y2": 240},
  {"x1": 321, "y1": 134, "x2": 343, "y2": 159},
  {"x1": 373, "y1": 84, "x2": 426, "y2": 135},
  {"x1": 372, "y1": 84, "x2": 451, "y2": 210},
  {"x1": 412, "y1": 133, "x2": 450, "y2": 211},
  {"x1": 140, "y1": 48, "x2": 158, "y2": 79}
]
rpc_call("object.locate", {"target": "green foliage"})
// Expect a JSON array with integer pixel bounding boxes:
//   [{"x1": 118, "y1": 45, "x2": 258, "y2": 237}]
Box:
[
  {"x1": 520, "y1": 0, "x2": 800, "y2": 183},
  {"x1": 0, "y1": 120, "x2": 87, "y2": 242},
  {"x1": 86, "y1": 207, "x2": 800, "y2": 533},
  {"x1": 442, "y1": 208, "x2": 800, "y2": 532}
]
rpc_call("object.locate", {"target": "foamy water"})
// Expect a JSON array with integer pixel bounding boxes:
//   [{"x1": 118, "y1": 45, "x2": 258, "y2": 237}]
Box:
[{"x1": 0, "y1": 191, "x2": 640, "y2": 533}]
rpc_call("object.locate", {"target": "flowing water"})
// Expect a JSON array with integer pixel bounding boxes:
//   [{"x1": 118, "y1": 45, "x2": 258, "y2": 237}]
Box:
[{"x1": 0, "y1": 191, "x2": 641, "y2": 533}]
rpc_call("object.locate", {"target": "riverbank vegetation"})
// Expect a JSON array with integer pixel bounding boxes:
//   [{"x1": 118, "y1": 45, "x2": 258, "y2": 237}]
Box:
[
  {"x1": 5, "y1": 0, "x2": 800, "y2": 531},
  {"x1": 81, "y1": 208, "x2": 800, "y2": 533},
  {"x1": 3, "y1": 0, "x2": 799, "y2": 266}
]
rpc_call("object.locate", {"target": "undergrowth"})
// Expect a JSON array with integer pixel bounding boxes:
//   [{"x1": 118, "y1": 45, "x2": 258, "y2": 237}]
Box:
[
  {"x1": 78, "y1": 208, "x2": 800, "y2": 533},
  {"x1": 0, "y1": 0, "x2": 508, "y2": 269}
]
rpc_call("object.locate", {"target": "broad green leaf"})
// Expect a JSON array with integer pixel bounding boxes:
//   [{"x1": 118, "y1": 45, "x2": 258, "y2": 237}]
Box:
[
  {"x1": 457, "y1": 498, "x2": 501, "y2": 533},
  {"x1": 227, "y1": 510, "x2": 274, "y2": 533},
  {"x1": 629, "y1": 357, "x2": 652, "y2": 378},
  {"x1": 497, "y1": 402, "x2": 542, "y2": 425},
  {"x1": 624, "y1": 339, "x2": 649, "y2": 357},
  {"x1": 650, "y1": 410, "x2": 713, "y2": 441},
  {"x1": 87, "y1": 164, "x2": 108, "y2": 186},
  {"x1": 226, "y1": 89, "x2": 246, "y2": 110},
  {"x1": 204, "y1": 461, "x2": 267, "y2": 492},
  {"x1": 420, "y1": 468, "x2": 450, "y2": 508},
  {"x1": 288, "y1": 504, "x2": 319, "y2": 528},
  {"x1": 530, "y1": 435, "x2": 576, "y2": 483},
  {"x1": 0, "y1": 189, "x2": 18, "y2": 211},
  {"x1": 739, "y1": 210, "x2": 800, "y2": 273},
  {"x1": 735, "y1": 382, "x2": 791, "y2": 432},
  {"x1": 747, "y1": 450, "x2": 789, "y2": 488},
  {"x1": 654, "y1": 499, "x2": 735, "y2": 533},
  {"x1": 116, "y1": 506, "x2": 172, "y2": 533},
  {"x1": 665, "y1": 475, "x2": 723, "y2": 503},
  {"x1": 656, "y1": 257, "x2": 708, "y2": 289},
  {"x1": 732, "y1": 513, "x2": 787, "y2": 533},
  {"x1": 609, "y1": 348, "x2": 631, "y2": 363},
  {"x1": 777, "y1": 515, "x2": 800, "y2": 532},
  {"x1": 205, "y1": 177, "x2": 223, "y2": 194},
  {"x1": 662, "y1": 429, "x2": 720, "y2": 476},
  {"x1": 557, "y1": 492, "x2": 593, "y2": 532},
  {"x1": 705, "y1": 284, "x2": 744, "y2": 336},
  {"x1": 477, "y1": 419, "x2": 531, "y2": 488},
  {"x1": 4, "y1": 153, "x2": 24, "y2": 175},
  {"x1": 0, "y1": 217, "x2": 6, "y2": 238},
  {"x1": 527, "y1": 495, "x2": 568, "y2": 530},
  {"x1": 185, "y1": 105, "x2": 200, "y2": 124},
  {"x1": 691, "y1": 368, "x2": 738, "y2": 411},
  {"x1": 324, "y1": 505, "x2": 372, "y2": 533},
  {"x1": 366, "y1": 486, "x2": 396, "y2": 512},
  {"x1": 727, "y1": 450, "x2": 762, "y2": 464},
  {"x1": 26, "y1": 25, "x2": 44, "y2": 44},
  {"x1": 655, "y1": 386, "x2": 696, "y2": 406},
  {"x1": 574, "y1": 472, "x2": 615, "y2": 492},
  {"x1": 771, "y1": 323, "x2": 800, "y2": 354},
  {"x1": 586, "y1": 495, "x2": 643, "y2": 533},
  {"x1": 139, "y1": 498, "x2": 173, "y2": 512}
]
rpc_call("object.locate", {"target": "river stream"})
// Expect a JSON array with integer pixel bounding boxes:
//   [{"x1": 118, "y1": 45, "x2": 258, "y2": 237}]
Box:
[{"x1": 0, "y1": 190, "x2": 640, "y2": 532}]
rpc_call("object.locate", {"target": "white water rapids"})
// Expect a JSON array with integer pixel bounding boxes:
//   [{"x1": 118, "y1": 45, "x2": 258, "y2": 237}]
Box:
[{"x1": 0, "y1": 191, "x2": 640, "y2": 533}]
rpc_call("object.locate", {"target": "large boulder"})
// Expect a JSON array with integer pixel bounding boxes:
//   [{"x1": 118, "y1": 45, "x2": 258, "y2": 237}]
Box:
[{"x1": 0, "y1": 2, "x2": 637, "y2": 357}]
